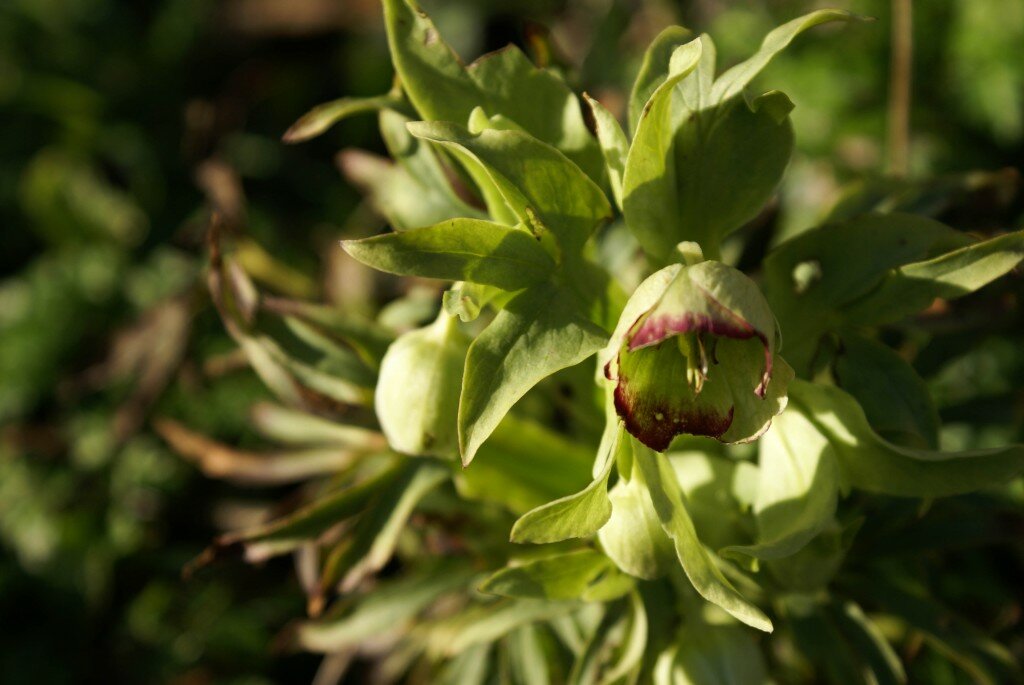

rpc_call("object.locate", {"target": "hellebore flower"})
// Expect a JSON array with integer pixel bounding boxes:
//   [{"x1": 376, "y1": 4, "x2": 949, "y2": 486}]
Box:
[{"x1": 601, "y1": 260, "x2": 792, "y2": 451}]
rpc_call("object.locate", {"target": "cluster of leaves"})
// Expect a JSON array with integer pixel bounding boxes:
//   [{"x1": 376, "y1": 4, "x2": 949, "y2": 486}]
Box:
[{"x1": 163, "y1": 1, "x2": 1024, "y2": 683}]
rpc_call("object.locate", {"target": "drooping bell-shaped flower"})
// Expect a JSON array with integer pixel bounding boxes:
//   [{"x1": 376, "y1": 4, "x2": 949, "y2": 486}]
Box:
[{"x1": 601, "y1": 259, "x2": 792, "y2": 451}]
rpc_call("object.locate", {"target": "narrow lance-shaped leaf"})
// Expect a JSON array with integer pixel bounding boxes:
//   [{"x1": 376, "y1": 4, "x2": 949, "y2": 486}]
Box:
[
  {"x1": 841, "y1": 228, "x2": 1024, "y2": 325},
  {"x1": 283, "y1": 93, "x2": 409, "y2": 143},
  {"x1": 789, "y1": 380, "x2": 1024, "y2": 497},
  {"x1": 424, "y1": 600, "x2": 579, "y2": 658},
  {"x1": 830, "y1": 601, "x2": 907, "y2": 685},
  {"x1": 710, "y1": 9, "x2": 859, "y2": 104},
  {"x1": 507, "y1": 624, "x2": 551, "y2": 685},
  {"x1": 479, "y1": 550, "x2": 620, "y2": 601},
  {"x1": 568, "y1": 592, "x2": 649, "y2": 685},
  {"x1": 213, "y1": 458, "x2": 406, "y2": 558},
  {"x1": 632, "y1": 438, "x2": 773, "y2": 632},
  {"x1": 342, "y1": 218, "x2": 555, "y2": 290},
  {"x1": 295, "y1": 563, "x2": 476, "y2": 653},
  {"x1": 155, "y1": 418, "x2": 356, "y2": 486},
  {"x1": 584, "y1": 94, "x2": 629, "y2": 210},
  {"x1": 328, "y1": 461, "x2": 449, "y2": 593},
  {"x1": 260, "y1": 295, "x2": 394, "y2": 367},
  {"x1": 458, "y1": 284, "x2": 608, "y2": 465}
]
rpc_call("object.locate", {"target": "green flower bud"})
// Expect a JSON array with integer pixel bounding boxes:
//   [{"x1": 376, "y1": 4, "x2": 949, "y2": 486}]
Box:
[
  {"x1": 375, "y1": 312, "x2": 466, "y2": 459},
  {"x1": 601, "y1": 261, "x2": 792, "y2": 451}
]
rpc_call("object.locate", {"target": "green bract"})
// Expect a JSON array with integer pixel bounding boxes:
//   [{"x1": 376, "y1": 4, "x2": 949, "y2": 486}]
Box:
[{"x1": 603, "y1": 261, "x2": 792, "y2": 450}]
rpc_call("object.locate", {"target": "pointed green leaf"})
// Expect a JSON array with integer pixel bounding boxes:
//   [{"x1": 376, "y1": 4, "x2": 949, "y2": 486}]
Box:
[
  {"x1": 621, "y1": 39, "x2": 704, "y2": 257},
  {"x1": 507, "y1": 624, "x2": 552, "y2": 685},
  {"x1": 480, "y1": 550, "x2": 616, "y2": 601},
  {"x1": 831, "y1": 601, "x2": 906, "y2": 685},
  {"x1": 834, "y1": 332, "x2": 940, "y2": 449},
  {"x1": 296, "y1": 563, "x2": 475, "y2": 653},
  {"x1": 329, "y1": 461, "x2": 449, "y2": 591},
  {"x1": 380, "y1": 0, "x2": 479, "y2": 123},
  {"x1": 584, "y1": 94, "x2": 629, "y2": 209},
  {"x1": 841, "y1": 228, "x2": 1024, "y2": 326},
  {"x1": 458, "y1": 284, "x2": 608, "y2": 464},
  {"x1": 710, "y1": 10, "x2": 859, "y2": 104},
  {"x1": 342, "y1": 218, "x2": 555, "y2": 289},
  {"x1": 627, "y1": 25, "x2": 694, "y2": 135},
  {"x1": 260, "y1": 296, "x2": 395, "y2": 366},
  {"x1": 216, "y1": 458, "x2": 405, "y2": 557},
  {"x1": 465, "y1": 46, "x2": 602, "y2": 178},
  {"x1": 427, "y1": 600, "x2": 578, "y2": 658},
  {"x1": 250, "y1": 402, "x2": 385, "y2": 449},
  {"x1": 789, "y1": 380, "x2": 1024, "y2": 497},
  {"x1": 510, "y1": 418, "x2": 619, "y2": 544}
]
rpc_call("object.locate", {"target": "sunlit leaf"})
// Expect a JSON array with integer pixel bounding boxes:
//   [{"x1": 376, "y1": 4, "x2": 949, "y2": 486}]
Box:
[
  {"x1": 789, "y1": 380, "x2": 1024, "y2": 497},
  {"x1": 458, "y1": 284, "x2": 607, "y2": 465},
  {"x1": 342, "y1": 218, "x2": 555, "y2": 289}
]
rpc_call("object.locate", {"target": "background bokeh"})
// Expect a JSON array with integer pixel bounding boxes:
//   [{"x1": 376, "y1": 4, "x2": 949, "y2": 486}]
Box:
[{"x1": 1, "y1": 0, "x2": 1022, "y2": 682}]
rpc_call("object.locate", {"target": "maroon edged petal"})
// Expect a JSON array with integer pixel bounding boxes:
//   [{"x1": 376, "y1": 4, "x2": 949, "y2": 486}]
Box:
[
  {"x1": 626, "y1": 286, "x2": 774, "y2": 398},
  {"x1": 613, "y1": 364, "x2": 734, "y2": 451}
]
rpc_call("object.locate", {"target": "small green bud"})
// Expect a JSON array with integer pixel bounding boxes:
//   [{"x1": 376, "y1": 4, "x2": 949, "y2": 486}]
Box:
[
  {"x1": 602, "y1": 261, "x2": 792, "y2": 451},
  {"x1": 375, "y1": 312, "x2": 466, "y2": 459}
]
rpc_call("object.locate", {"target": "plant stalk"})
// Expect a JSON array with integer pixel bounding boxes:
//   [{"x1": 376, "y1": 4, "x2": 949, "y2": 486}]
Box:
[{"x1": 887, "y1": 0, "x2": 913, "y2": 177}]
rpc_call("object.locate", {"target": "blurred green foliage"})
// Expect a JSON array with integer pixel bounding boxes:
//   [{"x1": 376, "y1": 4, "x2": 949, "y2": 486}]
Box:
[{"x1": 1, "y1": 0, "x2": 1022, "y2": 682}]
